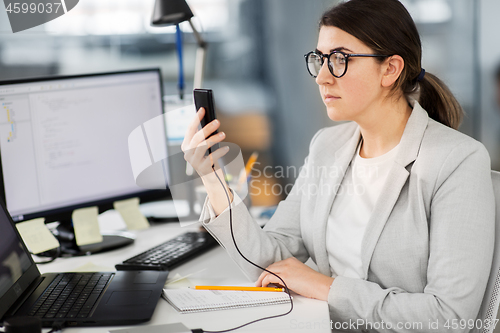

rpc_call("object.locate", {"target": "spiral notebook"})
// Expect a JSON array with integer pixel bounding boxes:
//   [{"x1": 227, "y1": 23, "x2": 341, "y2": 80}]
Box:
[{"x1": 162, "y1": 288, "x2": 291, "y2": 313}]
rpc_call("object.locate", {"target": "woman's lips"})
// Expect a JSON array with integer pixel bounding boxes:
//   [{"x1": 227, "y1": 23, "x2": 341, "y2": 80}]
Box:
[{"x1": 324, "y1": 94, "x2": 340, "y2": 103}]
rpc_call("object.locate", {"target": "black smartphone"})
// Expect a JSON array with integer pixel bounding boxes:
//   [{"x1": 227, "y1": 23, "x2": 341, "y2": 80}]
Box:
[{"x1": 193, "y1": 88, "x2": 219, "y2": 154}]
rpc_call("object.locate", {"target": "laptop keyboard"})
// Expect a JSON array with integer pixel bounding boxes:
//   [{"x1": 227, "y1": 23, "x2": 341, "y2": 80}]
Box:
[
  {"x1": 28, "y1": 273, "x2": 113, "y2": 319},
  {"x1": 115, "y1": 231, "x2": 217, "y2": 271}
]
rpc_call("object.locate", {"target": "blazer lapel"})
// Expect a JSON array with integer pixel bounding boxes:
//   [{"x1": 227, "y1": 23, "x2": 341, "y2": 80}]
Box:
[
  {"x1": 312, "y1": 126, "x2": 361, "y2": 276},
  {"x1": 360, "y1": 102, "x2": 429, "y2": 279}
]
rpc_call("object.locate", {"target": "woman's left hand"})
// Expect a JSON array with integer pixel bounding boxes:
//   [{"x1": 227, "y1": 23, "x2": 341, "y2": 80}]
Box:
[{"x1": 255, "y1": 257, "x2": 334, "y2": 301}]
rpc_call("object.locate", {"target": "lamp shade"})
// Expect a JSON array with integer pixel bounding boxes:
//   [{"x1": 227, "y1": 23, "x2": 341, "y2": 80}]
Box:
[{"x1": 151, "y1": 0, "x2": 194, "y2": 26}]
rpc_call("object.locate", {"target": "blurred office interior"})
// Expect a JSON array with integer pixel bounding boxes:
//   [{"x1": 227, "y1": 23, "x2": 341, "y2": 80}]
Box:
[{"x1": 1, "y1": 0, "x2": 500, "y2": 206}]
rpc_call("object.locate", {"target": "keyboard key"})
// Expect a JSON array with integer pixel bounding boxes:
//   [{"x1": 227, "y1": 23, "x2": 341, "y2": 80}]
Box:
[
  {"x1": 27, "y1": 273, "x2": 112, "y2": 320},
  {"x1": 115, "y1": 231, "x2": 217, "y2": 271}
]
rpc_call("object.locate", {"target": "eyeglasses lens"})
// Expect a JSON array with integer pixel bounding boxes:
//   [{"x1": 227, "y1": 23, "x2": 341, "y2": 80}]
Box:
[
  {"x1": 306, "y1": 52, "x2": 346, "y2": 78},
  {"x1": 307, "y1": 53, "x2": 322, "y2": 77},
  {"x1": 330, "y1": 53, "x2": 346, "y2": 77}
]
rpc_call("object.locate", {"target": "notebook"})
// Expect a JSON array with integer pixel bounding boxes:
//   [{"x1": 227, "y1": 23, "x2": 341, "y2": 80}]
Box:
[
  {"x1": 162, "y1": 288, "x2": 291, "y2": 313},
  {"x1": 0, "y1": 200, "x2": 169, "y2": 328}
]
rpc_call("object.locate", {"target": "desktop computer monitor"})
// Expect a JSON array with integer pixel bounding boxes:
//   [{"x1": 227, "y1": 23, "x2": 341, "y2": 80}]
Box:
[{"x1": 0, "y1": 69, "x2": 169, "y2": 255}]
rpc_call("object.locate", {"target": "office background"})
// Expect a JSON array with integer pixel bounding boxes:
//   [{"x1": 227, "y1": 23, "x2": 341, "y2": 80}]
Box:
[{"x1": 1, "y1": 0, "x2": 500, "y2": 205}]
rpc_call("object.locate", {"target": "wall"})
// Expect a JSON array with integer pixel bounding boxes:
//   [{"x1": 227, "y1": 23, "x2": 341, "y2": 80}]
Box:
[
  {"x1": 261, "y1": 0, "x2": 335, "y2": 178},
  {"x1": 480, "y1": 0, "x2": 500, "y2": 170}
]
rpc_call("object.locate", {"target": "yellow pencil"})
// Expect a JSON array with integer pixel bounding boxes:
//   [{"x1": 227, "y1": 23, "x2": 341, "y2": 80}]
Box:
[
  {"x1": 244, "y1": 151, "x2": 259, "y2": 176},
  {"x1": 237, "y1": 151, "x2": 259, "y2": 192},
  {"x1": 194, "y1": 285, "x2": 284, "y2": 292}
]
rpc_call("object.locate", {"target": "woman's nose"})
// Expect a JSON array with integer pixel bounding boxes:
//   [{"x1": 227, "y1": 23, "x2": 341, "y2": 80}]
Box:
[{"x1": 315, "y1": 61, "x2": 334, "y2": 86}]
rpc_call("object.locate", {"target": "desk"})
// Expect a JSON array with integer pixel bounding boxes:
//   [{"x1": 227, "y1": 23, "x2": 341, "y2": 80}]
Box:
[{"x1": 37, "y1": 221, "x2": 331, "y2": 333}]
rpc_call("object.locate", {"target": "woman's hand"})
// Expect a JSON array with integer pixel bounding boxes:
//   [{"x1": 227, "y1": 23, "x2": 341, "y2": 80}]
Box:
[
  {"x1": 181, "y1": 107, "x2": 229, "y2": 180},
  {"x1": 181, "y1": 107, "x2": 233, "y2": 215},
  {"x1": 256, "y1": 257, "x2": 334, "y2": 301}
]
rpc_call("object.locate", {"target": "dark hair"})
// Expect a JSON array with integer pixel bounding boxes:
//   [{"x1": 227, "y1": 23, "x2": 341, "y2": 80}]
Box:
[{"x1": 320, "y1": 0, "x2": 463, "y2": 129}]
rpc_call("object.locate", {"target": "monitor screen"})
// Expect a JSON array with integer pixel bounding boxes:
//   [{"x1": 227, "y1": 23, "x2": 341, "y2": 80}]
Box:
[
  {"x1": 0, "y1": 69, "x2": 168, "y2": 223},
  {"x1": 0, "y1": 202, "x2": 32, "y2": 300}
]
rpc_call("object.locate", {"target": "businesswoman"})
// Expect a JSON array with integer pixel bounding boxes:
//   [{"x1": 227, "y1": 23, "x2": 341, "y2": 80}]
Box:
[{"x1": 182, "y1": 0, "x2": 495, "y2": 331}]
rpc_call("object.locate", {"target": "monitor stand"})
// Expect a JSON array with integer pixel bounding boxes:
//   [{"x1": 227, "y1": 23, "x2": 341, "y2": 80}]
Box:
[{"x1": 50, "y1": 221, "x2": 135, "y2": 257}]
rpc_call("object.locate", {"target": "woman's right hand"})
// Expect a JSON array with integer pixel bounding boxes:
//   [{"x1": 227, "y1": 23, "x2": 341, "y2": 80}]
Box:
[{"x1": 181, "y1": 107, "x2": 229, "y2": 180}]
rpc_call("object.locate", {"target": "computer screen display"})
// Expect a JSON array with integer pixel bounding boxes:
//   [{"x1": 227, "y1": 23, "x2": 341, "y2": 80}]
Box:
[
  {"x1": 0, "y1": 201, "x2": 32, "y2": 300},
  {"x1": 0, "y1": 69, "x2": 168, "y2": 223}
]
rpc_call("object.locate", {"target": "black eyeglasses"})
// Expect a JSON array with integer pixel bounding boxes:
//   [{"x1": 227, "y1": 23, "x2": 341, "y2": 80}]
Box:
[{"x1": 304, "y1": 50, "x2": 391, "y2": 78}]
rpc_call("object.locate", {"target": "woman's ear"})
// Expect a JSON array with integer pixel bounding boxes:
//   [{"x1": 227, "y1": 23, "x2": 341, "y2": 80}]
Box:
[{"x1": 381, "y1": 55, "x2": 404, "y2": 87}]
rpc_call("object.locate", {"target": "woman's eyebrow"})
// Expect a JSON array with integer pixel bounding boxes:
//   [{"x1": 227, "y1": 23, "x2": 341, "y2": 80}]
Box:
[
  {"x1": 330, "y1": 46, "x2": 353, "y2": 53},
  {"x1": 315, "y1": 46, "x2": 354, "y2": 54}
]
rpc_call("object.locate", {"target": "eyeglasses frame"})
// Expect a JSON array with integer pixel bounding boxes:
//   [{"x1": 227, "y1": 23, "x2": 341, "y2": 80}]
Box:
[{"x1": 304, "y1": 50, "x2": 391, "y2": 78}]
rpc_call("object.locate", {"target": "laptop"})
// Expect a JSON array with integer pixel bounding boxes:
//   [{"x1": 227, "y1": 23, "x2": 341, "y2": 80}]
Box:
[{"x1": 0, "y1": 200, "x2": 169, "y2": 328}]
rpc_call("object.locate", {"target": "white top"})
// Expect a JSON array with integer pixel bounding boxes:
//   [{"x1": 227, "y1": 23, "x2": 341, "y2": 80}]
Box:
[{"x1": 326, "y1": 141, "x2": 400, "y2": 279}]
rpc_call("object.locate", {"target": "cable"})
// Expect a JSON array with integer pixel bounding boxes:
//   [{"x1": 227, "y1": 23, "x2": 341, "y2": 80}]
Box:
[
  {"x1": 175, "y1": 24, "x2": 185, "y2": 100},
  {"x1": 198, "y1": 164, "x2": 293, "y2": 333},
  {"x1": 33, "y1": 247, "x2": 61, "y2": 264}
]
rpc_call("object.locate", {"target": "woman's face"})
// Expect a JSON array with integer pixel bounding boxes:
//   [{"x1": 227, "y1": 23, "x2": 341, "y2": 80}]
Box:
[{"x1": 316, "y1": 26, "x2": 386, "y2": 123}]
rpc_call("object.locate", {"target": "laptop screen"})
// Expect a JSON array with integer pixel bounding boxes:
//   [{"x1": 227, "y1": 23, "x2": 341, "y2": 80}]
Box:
[{"x1": 0, "y1": 204, "x2": 32, "y2": 301}]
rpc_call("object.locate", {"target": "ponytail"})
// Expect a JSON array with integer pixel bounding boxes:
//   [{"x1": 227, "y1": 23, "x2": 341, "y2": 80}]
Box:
[{"x1": 417, "y1": 73, "x2": 463, "y2": 130}]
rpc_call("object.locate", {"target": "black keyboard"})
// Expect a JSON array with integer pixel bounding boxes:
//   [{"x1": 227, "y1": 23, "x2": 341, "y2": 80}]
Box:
[
  {"x1": 28, "y1": 273, "x2": 112, "y2": 319},
  {"x1": 115, "y1": 231, "x2": 218, "y2": 271}
]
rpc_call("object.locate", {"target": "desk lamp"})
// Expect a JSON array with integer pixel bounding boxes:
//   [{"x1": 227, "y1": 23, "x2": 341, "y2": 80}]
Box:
[{"x1": 151, "y1": 0, "x2": 207, "y2": 96}]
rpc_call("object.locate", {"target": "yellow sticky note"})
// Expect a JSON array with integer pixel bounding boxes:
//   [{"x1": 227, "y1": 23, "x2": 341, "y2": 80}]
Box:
[
  {"x1": 72, "y1": 207, "x2": 103, "y2": 246},
  {"x1": 113, "y1": 197, "x2": 150, "y2": 230},
  {"x1": 15, "y1": 218, "x2": 60, "y2": 254}
]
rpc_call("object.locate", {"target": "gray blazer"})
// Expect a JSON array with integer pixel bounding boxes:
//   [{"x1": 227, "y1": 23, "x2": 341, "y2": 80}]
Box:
[{"x1": 201, "y1": 102, "x2": 495, "y2": 332}]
